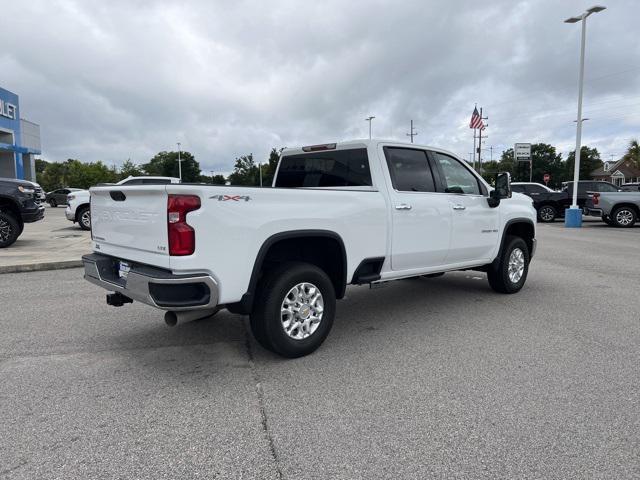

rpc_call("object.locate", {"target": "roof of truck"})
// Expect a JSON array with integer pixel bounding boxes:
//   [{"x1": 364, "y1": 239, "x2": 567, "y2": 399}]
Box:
[{"x1": 281, "y1": 139, "x2": 461, "y2": 159}]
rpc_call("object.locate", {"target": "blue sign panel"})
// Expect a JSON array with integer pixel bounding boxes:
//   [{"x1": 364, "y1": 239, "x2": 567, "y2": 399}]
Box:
[{"x1": 0, "y1": 87, "x2": 23, "y2": 178}]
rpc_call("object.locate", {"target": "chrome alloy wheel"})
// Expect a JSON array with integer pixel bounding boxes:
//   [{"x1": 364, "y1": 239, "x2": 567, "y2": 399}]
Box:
[
  {"x1": 280, "y1": 282, "x2": 324, "y2": 340},
  {"x1": 615, "y1": 209, "x2": 634, "y2": 226},
  {"x1": 81, "y1": 210, "x2": 91, "y2": 229},
  {"x1": 539, "y1": 206, "x2": 555, "y2": 221},
  {"x1": 508, "y1": 247, "x2": 525, "y2": 284},
  {"x1": 0, "y1": 218, "x2": 11, "y2": 242}
]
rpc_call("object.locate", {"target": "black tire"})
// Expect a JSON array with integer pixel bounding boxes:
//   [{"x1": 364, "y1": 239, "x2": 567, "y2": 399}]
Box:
[
  {"x1": 602, "y1": 215, "x2": 614, "y2": 226},
  {"x1": 77, "y1": 206, "x2": 91, "y2": 230},
  {"x1": 610, "y1": 206, "x2": 637, "y2": 228},
  {"x1": 537, "y1": 205, "x2": 556, "y2": 223},
  {"x1": 487, "y1": 236, "x2": 530, "y2": 294},
  {"x1": 0, "y1": 211, "x2": 20, "y2": 248},
  {"x1": 250, "y1": 262, "x2": 336, "y2": 358},
  {"x1": 49, "y1": 199, "x2": 57, "y2": 208}
]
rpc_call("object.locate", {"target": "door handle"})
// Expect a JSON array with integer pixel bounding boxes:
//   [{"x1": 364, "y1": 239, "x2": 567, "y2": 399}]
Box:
[
  {"x1": 395, "y1": 204, "x2": 412, "y2": 210},
  {"x1": 452, "y1": 204, "x2": 466, "y2": 211}
]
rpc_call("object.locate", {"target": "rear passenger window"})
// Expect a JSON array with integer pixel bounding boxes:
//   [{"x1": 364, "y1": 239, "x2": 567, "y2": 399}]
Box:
[
  {"x1": 142, "y1": 179, "x2": 171, "y2": 185},
  {"x1": 511, "y1": 185, "x2": 526, "y2": 193},
  {"x1": 595, "y1": 183, "x2": 618, "y2": 192},
  {"x1": 275, "y1": 148, "x2": 372, "y2": 188},
  {"x1": 383, "y1": 147, "x2": 435, "y2": 192},
  {"x1": 527, "y1": 185, "x2": 546, "y2": 194}
]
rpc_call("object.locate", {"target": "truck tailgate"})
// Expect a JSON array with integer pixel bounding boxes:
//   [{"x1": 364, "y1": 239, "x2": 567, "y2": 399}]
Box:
[{"x1": 90, "y1": 186, "x2": 170, "y2": 266}]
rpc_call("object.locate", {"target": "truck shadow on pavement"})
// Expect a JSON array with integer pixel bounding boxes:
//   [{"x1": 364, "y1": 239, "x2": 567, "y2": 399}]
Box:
[{"x1": 107, "y1": 271, "x2": 524, "y2": 378}]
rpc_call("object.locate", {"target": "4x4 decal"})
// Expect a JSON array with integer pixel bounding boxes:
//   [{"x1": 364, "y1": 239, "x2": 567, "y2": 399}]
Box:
[{"x1": 210, "y1": 194, "x2": 251, "y2": 202}]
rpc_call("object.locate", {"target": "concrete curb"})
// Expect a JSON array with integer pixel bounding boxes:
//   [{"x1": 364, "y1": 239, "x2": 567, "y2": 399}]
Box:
[{"x1": 0, "y1": 260, "x2": 83, "y2": 274}]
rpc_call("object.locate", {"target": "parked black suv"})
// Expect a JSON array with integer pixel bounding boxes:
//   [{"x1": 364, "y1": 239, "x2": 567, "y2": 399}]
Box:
[
  {"x1": 0, "y1": 177, "x2": 45, "y2": 247},
  {"x1": 512, "y1": 180, "x2": 620, "y2": 222}
]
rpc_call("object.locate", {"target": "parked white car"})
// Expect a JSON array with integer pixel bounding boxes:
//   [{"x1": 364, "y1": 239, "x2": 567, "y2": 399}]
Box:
[
  {"x1": 66, "y1": 176, "x2": 180, "y2": 230},
  {"x1": 83, "y1": 140, "x2": 536, "y2": 357}
]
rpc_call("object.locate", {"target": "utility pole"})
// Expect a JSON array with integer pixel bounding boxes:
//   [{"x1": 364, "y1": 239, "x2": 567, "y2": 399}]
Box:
[
  {"x1": 472, "y1": 129, "x2": 477, "y2": 170},
  {"x1": 489, "y1": 145, "x2": 494, "y2": 162},
  {"x1": 259, "y1": 162, "x2": 263, "y2": 187},
  {"x1": 406, "y1": 120, "x2": 418, "y2": 143},
  {"x1": 365, "y1": 116, "x2": 375, "y2": 139},
  {"x1": 210, "y1": 170, "x2": 215, "y2": 183},
  {"x1": 177, "y1": 142, "x2": 182, "y2": 181}
]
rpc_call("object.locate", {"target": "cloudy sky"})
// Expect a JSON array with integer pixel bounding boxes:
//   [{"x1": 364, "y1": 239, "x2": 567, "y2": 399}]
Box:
[{"x1": 3, "y1": 0, "x2": 640, "y2": 174}]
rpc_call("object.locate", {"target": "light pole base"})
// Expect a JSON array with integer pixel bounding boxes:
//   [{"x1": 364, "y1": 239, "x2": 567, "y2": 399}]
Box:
[{"x1": 564, "y1": 207, "x2": 583, "y2": 228}]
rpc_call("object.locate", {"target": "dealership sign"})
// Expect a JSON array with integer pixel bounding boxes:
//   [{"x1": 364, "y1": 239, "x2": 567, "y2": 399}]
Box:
[
  {"x1": 0, "y1": 99, "x2": 17, "y2": 120},
  {"x1": 514, "y1": 143, "x2": 531, "y2": 162}
]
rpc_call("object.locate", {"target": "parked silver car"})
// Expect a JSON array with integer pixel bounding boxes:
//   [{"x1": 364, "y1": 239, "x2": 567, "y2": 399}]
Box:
[{"x1": 585, "y1": 191, "x2": 640, "y2": 227}]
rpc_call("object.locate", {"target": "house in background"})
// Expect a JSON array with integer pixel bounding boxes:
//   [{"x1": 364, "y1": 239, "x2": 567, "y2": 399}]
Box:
[{"x1": 591, "y1": 158, "x2": 640, "y2": 186}]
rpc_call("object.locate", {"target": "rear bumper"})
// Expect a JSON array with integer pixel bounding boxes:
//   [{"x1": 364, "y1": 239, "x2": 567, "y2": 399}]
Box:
[
  {"x1": 82, "y1": 253, "x2": 219, "y2": 311},
  {"x1": 584, "y1": 208, "x2": 603, "y2": 217}
]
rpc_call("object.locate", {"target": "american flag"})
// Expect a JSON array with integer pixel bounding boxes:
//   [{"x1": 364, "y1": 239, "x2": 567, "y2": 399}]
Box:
[{"x1": 469, "y1": 107, "x2": 485, "y2": 130}]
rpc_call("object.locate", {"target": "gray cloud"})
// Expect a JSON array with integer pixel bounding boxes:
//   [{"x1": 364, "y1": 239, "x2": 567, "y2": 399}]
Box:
[{"x1": 2, "y1": 0, "x2": 639, "y2": 173}]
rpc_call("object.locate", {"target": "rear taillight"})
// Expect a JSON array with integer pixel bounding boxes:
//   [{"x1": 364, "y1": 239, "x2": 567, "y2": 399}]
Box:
[
  {"x1": 167, "y1": 195, "x2": 201, "y2": 256},
  {"x1": 593, "y1": 193, "x2": 600, "y2": 206}
]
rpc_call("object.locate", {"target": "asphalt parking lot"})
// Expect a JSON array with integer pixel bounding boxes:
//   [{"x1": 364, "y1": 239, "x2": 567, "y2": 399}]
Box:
[{"x1": 1, "y1": 222, "x2": 639, "y2": 479}]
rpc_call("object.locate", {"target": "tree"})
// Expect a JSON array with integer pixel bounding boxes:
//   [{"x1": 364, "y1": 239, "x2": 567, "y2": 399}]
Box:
[
  {"x1": 35, "y1": 158, "x2": 49, "y2": 175},
  {"x1": 37, "y1": 159, "x2": 118, "y2": 191},
  {"x1": 228, "y1": 154, "x2": 259, "y2": 186},
  {"x1": 622, "y1": 139, "x2": 640, "y2": 169},
  {"x1": 198, "y1": 173, "x2": 226, "y2": 184},
  {"x1": 119, "y1": 159, "x2": 142, "y2": 179},
  {"x1": 142, "y1": 151, "x2": 200, "y2": 182},
  {"x1": 261, "y1": 148, "x2": 283, "y2": 186},
  {"x1": 497, "y1": 144, "x2": 567, "y2": 188},
  {"x1": 565, "y1": 146, "x2": 602, "y2": 181}
]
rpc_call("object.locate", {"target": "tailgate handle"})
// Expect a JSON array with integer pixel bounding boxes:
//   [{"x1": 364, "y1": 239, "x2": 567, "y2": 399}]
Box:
[{"x1": 110, "y1": 191, "x2": 126, "y2": 202}]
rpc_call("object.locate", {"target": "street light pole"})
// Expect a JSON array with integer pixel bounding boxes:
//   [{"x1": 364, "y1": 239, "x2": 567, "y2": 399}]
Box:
[
  {"x1": 177, "y1": 142, "x2": 182, "y2": 181},
  {"x1": 564, "y1": 5, "x2": 606, "y2": 227},
  {"x1": 365, "y1": 116, "x2": 375, "y2": 139}
]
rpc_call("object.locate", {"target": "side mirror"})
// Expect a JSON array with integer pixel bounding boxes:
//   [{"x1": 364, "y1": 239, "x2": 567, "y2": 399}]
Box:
[
  {"x1": 487, "y1": 172, "x2": 511, "y2": 208},
  {"x1": 496, "y1": 172, "x2": 512, "y2": 199}
]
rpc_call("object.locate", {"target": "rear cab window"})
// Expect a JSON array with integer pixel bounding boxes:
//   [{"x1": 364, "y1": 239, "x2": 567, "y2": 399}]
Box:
[{"x1": 275, "y1": 148, "x2": 372, "y2": 188}]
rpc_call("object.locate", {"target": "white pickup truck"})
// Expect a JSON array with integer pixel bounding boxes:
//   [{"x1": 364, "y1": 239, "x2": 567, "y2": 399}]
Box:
[{"x1": 83, "y1": 140, "x2": 536, "y2": 357}]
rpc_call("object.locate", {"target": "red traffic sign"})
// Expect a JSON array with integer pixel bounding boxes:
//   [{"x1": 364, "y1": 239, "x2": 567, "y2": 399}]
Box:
[{"x1": 543, "y1": 173, "x2": 551, "y2": 183}]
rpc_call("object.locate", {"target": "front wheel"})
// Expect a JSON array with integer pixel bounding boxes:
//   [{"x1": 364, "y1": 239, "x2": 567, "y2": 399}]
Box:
[
  {"x1": 611, "y1": 206, "x2": 637, "y2": 228},
  {"x1": 537, "y1": 205, "x2": 556, "y2": 223},
  {"x1": 487, "y1": 236, "x2": 530, "y2": 294},
  {"x1": 0, "y1": 212, "x2": 20, "y2": 248},
  {"x1": 250, "y1": 262, "x2": 336, "y2": 358},
  {"x1": 77, "y1": 206, "x2": 91, "y2": 230}
]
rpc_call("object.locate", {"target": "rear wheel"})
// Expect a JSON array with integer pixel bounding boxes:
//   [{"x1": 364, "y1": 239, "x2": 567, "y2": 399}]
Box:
[
  {"x1": 602, "y1": 215, "x2": 614, "y2": 226},
  {"x1": 611, "y1": 206, "x2": 637, "y2": 228},
  {"x1": 487, "y1": 236, "x2": 530, "y2": 294},
  {"x1": 538, "y1": 205, "x2": 556, "y2": 223},
  {"x1": 0, "y1": 211, "x2": 20, "y2": 248},
  {"x1": 77, "y1": 206, "x2": 91, "y2": 230},
  {"x1": 250, "y1": 262, "x2": 336, "y2": 358}
]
